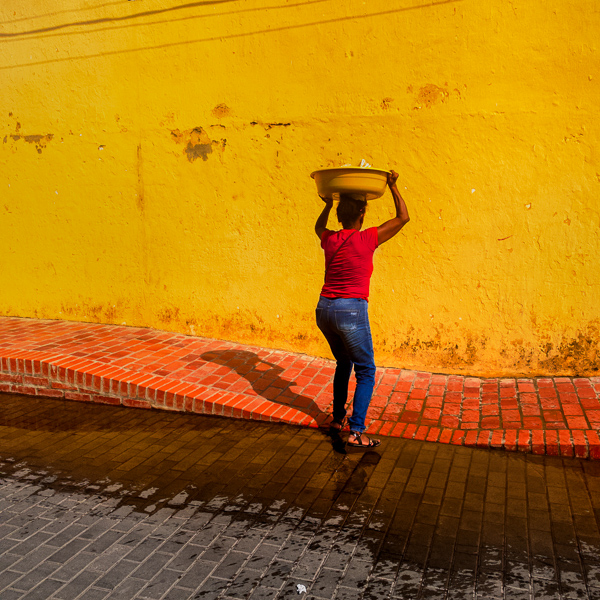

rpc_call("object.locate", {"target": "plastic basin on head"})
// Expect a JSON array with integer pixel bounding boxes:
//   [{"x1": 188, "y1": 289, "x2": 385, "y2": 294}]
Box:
[{"x1": 310, "y1": 167, "x2": 390, "y2": 201}]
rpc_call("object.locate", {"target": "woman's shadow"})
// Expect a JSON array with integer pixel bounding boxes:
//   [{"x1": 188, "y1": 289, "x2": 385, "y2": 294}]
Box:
[{"x1": 200, "y1": 348, "x2": 347, "y2": 454}]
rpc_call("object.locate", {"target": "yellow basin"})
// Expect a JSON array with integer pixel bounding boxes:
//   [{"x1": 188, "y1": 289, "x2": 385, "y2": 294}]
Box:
[{"x1": 311, "y1": 167, "x2": 390, "y2": 201}]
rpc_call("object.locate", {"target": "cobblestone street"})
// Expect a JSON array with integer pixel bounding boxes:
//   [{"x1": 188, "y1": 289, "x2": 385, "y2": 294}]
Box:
[{"x1": 2, "y1": 392, "x2": 600, "y2": 599}]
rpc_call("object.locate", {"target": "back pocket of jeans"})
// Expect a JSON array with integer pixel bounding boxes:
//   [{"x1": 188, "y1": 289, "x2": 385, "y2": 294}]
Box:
[{"x1": 334, "y1": 310, "x2": 359, "y2": 332}]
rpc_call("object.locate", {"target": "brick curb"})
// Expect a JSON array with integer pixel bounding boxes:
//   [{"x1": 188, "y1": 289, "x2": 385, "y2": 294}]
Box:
[
  {"x1": 0, "y1": 349, "x2": 317, "y2": 428},
  {"x1": 1, "y1": 317, "x2": 600, "y2": 458}
]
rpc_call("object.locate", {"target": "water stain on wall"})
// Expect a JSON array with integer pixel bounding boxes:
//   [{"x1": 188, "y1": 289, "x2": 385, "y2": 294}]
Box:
[
  {"x1": 416, "y1": 84, "x2": 449, "y2": 108},
  {"x1": 387, "y1": 327, "x2": 484, "y2": 370},
  {"x1": 212, "y1": 103, "x2": 231, "y2": 118},
  {"x1": 58, "y1": 300, "x2": 126, "y2": 324},
  {"x1": 158, "y1": 306, "x2": 180, "y2": 324},
  {"x1": 3, "y1": 120, "x2": 54, "y2": 154},
  {"x1": 538, "y1": 323, "x2": 600, "y2": 374},
  {"x1": 136, "y1": 143, "x2": 144, "y2": 212},
  {"x1": 3, "y1": 114, "x2": 54, "y2": 153},
  {"x1": 250, "y1": 121, "x2": 291, "y2": 130},
  {"x1": 380, "y1": 321, "x2": 600, "y2": 376},
  {"x1": 171, "y1": 127, "x2": 213, "y2": 162},
  {"x1": 410, "y1": 83, "x2": 462, "y2": 109}
]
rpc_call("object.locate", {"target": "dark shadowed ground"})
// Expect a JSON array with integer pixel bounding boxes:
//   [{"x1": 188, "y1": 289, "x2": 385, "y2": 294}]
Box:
[{"x1": 1, "y1": 392, "x2": 600, "y2": 599}]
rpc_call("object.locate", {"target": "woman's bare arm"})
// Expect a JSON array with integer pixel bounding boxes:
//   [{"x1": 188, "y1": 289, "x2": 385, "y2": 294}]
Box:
[
  {"x1": 315, "y1": 196, "x2": 334, "y2": 239},
  {"x1": 377, "y1": 170, "x2": 410, "y2": 245}
]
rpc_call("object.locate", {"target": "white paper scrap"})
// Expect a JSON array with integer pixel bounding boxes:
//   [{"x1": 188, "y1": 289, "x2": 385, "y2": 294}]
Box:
[{"x1": 297, "y1": 584, "x2": 307, "y2": 594}]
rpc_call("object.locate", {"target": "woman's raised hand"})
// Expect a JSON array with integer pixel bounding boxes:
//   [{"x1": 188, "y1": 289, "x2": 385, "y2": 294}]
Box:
[{"x1": 387, "y1": 170, "x2": 399, "y2": 187}]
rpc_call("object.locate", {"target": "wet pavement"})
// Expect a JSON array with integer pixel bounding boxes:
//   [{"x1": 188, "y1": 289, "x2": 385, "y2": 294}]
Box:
[
  {"x1": 2, "y1": 317, "x2": 600, "y2": 459},
  {"x1": 2, "y1": 392, "x2": 600, "y2": 599}
]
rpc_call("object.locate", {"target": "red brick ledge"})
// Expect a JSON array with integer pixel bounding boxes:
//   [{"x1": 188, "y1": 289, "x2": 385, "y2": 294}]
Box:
[
  {"x1": 0, "y1": 350, "x2": 316, "y2": 429},
  {"x1": 1, "y1": 317, "x2": 600, "y2": 459}
]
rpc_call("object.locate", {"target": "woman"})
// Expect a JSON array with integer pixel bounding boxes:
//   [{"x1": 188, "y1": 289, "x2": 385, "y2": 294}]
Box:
[{"x1": 315, "y1": 170, "x2": 410, "y2": 448}]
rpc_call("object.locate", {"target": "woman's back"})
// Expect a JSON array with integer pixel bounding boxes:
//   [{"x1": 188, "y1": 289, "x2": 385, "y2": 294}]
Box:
[{"x1": 320, "y1": 227, "x2": 379, "y2": 301}]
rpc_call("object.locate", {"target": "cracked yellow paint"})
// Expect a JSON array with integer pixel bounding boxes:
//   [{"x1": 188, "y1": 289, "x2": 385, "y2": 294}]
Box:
[{"x1": 0, "y1": 0, "x2": 599, "y2": 376}]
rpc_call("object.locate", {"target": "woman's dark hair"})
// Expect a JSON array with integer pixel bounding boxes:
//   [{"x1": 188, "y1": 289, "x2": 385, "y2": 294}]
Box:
[{"x1": 337, "y1": 194, "x2": 367, "y2": 228}]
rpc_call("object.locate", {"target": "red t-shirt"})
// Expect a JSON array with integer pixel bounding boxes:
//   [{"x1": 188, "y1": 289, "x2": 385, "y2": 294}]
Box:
[{"x1": 320, "y1": 227, "x2": 379, "y2": 301}]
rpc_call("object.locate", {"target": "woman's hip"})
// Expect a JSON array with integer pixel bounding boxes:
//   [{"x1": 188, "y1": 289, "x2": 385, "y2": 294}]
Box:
[{"x1": 316, "y1": 296, "x2": 371, "y2": 335}]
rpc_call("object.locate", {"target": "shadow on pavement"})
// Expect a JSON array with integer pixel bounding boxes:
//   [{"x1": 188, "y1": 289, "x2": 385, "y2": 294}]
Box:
[{"x1": 200, "y1": 349, "x2": 328, "y2": 425}]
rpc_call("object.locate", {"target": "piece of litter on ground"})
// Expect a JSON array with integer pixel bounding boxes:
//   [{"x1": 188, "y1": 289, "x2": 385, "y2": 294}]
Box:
[{"x1": 297, "y1": 584, "x2": 307, "y2": 594}]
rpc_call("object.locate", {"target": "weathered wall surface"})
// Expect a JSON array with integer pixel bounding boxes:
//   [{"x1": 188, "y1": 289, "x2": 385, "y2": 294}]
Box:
[{"x1": 1, "y1": 0, "x2": 599, "y2": 376}]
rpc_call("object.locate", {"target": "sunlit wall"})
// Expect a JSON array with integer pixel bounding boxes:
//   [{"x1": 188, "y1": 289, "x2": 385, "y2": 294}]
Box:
[{"x1": 1, "y1": 0, "x2": 599, "y2": 376}]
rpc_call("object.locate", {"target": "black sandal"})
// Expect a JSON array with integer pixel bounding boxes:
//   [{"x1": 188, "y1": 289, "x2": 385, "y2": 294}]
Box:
[{"x1": 347, "y1": 431, "x2": 381, "y2": 449}]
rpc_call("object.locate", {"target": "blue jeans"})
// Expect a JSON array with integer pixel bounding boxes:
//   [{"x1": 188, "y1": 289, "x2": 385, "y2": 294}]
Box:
[{"x1": 315, "y1": 296, "x2": 376, "y2": 433}]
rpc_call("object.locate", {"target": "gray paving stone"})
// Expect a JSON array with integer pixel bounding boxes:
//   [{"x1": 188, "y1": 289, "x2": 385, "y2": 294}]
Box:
[
  {"x1": 361, "y1": 577, "x2": 394, "y2": 600},
  {"x1": 190, "y1": 523, "x2": 229, "y2": 548},
  {"x1": 532, "y1": 578, "x2": 561, "y2": 599},
  {"x1": 168, "y1": 543, "x2": 206, "y2": 572},
  {"x1": 159, "y1": 530, "x2": 196, "y2": 555},
  {"x1": 74, "y1": 588, "x2": 110, "y2": 600},
  {"x1": 0, "y1": 554, "x2": 20, "y2": 573},
  {"x1": 10, "y1": 546, "x2": 59, "y2": 573},
  {"x1": 192, "y1": 575, "x2": 230, "y2": 598},
  {"x1": 276, "y1": 533, "x2": 312, "y2": 563},
  {"x1": 311, "y1": 567, "x2": 343, "y2": 599},
  {"x1": 123, "y1": 536, "x2": 163, "y2": 563},
  {"x1": 48, "y1": 538, "x2": 90, "y2": 564},
  {"x1": 500, "y1": 589, "x2": 530, "y2": 600},
  {"x1": 0, "y1": 569, "x2": 24, "y2": 591},
  {"x1": 51, "y1": 570, "x2": 100, "y2": 600},
  {"x1": 0, "y1": 588, "x2": 24, "y2": 600},
  {"x1": 176, "y1": 559, "x2": 217, "y2": 590},
  {"x1": 104, "y1": 576, "x2": 147, "y2": 599},
  {"x1": 19, "y1": 578, "x2": 63, "y2": 599},
  {"x1": 232, "y1": 529, "x2": 264, "y2": 555},
  {"x1": 505, "y1": 560, "x2": 532, "y2": 591},
  {"x1": 265, "y1": 521, "x2": 295, "y2": 546},
  {"x1": 93, "y1": 559, "x2": 139, "y2": 590},
  {"x1": 9, "y1": 531, "x2": 55, "y2": 557},
  {"x1": 140, "y1": 566, "x2": 182, "y2": 598},
  {"x1": 292, "y1": 550, "x2": 326, "y2": 581},
  {"x1": 245, "y1": 542, "x2": 280, "y2": 572},
  {"x1": 322, "y1": 542, "x2": 355, "y2": 571},
  {"x1": 87, "y1": 544, "x2": 132, "y2": 573},
  {"x1": 259, "y1": 558, "x2": 293, "y2": 590},
  {"x1": 247, "y1": 585, "x2": 279, "y2": 600},
  {"x1": 4, "y1": 518, "x2": 50, "y2": 541},
  {"x1": 0, "y1": 537, "x2": 19, "y2": 555},
  {"x1": 160, "y1": 586, "x2": 194, "y2": 600},
  {"x1": 46, "y1": 524, "x2": 89, "y2": 549},
  {"x1": 131, "y1": 551, "x2": 174, "y2": 581},
  {"x1": 50, "y1": 551, "x2": 97, "y2": 582},
  {"x1": 11, "y1": 561, "x2": 62, "y2": 591},
  {"x1": 223, "y1": 568, "x2": 263, "y2": 599},
  {"x1": 200, "y1": 535, "x2": 237, "y2": 563},
  {"x1": 339, "y1": 557, "x2": 372, "y2": 589},
  {"x1": 419, "y1": 588, "x2": 446, "y2": 600},
  {"x1": 211, "y1": 550, "x2": 249, "y2": 580},
  {"x1": 39, "y1": 515, "x2": 76, "y2": 537}
]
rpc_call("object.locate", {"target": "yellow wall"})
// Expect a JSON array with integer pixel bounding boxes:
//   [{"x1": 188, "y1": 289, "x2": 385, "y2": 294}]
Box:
[{"x1": 1, "y1": 0, "x2": 599, "y2": 376}]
